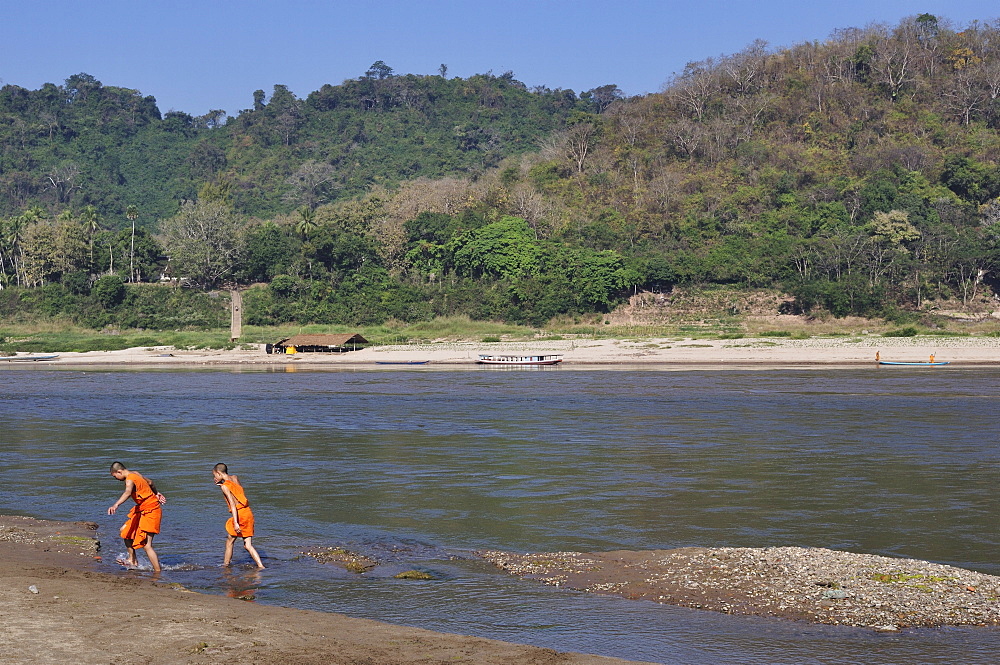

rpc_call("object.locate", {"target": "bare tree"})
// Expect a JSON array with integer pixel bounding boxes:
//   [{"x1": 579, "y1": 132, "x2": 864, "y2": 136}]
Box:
[
  {"x1": 870, "y1": 23, "x2": 917, "y2": 100},
  {"x1": 508, "y1": 183, "x2": 557, "y2": 238},
  {"x1": 666, "y1": 59, "x2": 722, "y2": 120},
  {"x1": 46, "y1": 163, "x2": 80, "y2": 204},
  {"x1": 722, "y1": 39, "x2": 770, "y2": 96},
  {"x1": 942, "y1": 67, "x2": 989, "y2": 125},
  {"x1": 158, "y1": 200, "x2": 243, "y2": 288},
  {"x1": 283, "y1": 160, "x2": 339, "y2": 209},
  {"x1": 565, "y1": 121, "x2": 598, "y2": 173},
  {"x1": 666, "y1": 118, "x2": 706, "y2": 160}
]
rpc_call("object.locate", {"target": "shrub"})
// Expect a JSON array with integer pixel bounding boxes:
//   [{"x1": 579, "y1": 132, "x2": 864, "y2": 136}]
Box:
[
  {"x1": 884, "y1": 326, "x2": 919, "y2": 337},
  {"x1": 93, "y1": 275, "x2": 126, "y2": 308}
]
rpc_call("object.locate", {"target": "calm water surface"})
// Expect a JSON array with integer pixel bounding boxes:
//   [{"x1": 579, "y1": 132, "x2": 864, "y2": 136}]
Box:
[{"x1": 1, "y1": 366, "x2": 998, "y2": 664}]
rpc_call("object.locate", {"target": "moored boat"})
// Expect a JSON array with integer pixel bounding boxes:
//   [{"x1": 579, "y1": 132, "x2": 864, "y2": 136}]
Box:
[
  {"x1": 878, "y1": 361, "x2": 950, "y2": 366},
  {"x1": 0, "y1": 354, "x2": 60, "y2": 362},
  {"x1": 477, "y1": 354, "x2": 563, "y2": 366}
]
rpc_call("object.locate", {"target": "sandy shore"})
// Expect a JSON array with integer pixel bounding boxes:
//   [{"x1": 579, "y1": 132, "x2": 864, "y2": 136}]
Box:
[
  {"x1": 2, "y1": 334, "x2": 999, "y2": 368},
  {"x1": 0, "y1": 515, "x2": 645, "y2": 665}
]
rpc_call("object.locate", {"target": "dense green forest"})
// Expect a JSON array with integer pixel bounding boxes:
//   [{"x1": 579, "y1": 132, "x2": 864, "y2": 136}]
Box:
[{"x1": 3, "y1": 14, "x2": 1000, "y2": 330}]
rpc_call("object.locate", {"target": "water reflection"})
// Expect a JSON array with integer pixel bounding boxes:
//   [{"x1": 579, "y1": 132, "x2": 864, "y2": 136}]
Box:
[{"x1": 221, "y1": 568, "x2": 261, "y2": 601}]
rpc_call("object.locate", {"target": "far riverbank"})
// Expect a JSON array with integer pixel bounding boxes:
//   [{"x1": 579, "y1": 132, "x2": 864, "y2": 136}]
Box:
[{"x1": 2, "y1": 335, "x2": 999, "y2": 369}]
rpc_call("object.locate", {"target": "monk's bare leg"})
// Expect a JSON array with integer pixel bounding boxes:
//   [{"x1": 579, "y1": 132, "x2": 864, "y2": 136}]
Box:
[
  {"x1": 121, "y1": 539, "x2": 139, "y2": 568},
  {"x1": 223, "y1": 534, "x2": 236, "y2": 566},
  {"x1": 143, "y1": 535, "x2": 161, "y2": 572},
  {"x1": 243, "y1": 536, "x2": 265, "y2": 569}
]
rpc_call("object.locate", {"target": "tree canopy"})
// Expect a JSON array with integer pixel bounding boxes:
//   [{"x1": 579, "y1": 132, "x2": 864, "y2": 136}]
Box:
[{"x1": 4, "y1": 17, "x2": 1000, "y2": 328}]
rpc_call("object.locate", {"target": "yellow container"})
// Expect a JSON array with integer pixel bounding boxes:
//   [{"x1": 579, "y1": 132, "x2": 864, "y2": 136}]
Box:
[{"x1": 286, "y1": 345, "x2": 297, "y2": 354}]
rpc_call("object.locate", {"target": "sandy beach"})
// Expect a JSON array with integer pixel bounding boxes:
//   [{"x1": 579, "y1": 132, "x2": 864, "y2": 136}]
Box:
[
  {"x1": 0, "y1": 515, "x2": 646, "y2": 665},
  {"x1": 2, "y1": 334, "x2": 999, "y2": 368}
]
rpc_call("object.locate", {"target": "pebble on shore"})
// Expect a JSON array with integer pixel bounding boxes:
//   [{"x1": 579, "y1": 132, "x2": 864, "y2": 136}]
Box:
[{"x1": 479, "y1": 546, "x2": 1000, "y2": 630}]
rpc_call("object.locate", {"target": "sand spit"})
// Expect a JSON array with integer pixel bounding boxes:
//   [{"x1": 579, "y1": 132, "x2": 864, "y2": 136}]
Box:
[{"x1": 480, "y1": 547, "x2": 1000, "y2": 630}]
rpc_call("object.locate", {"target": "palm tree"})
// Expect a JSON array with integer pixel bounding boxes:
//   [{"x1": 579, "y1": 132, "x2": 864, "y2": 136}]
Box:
[
  {"x1": 80, "y1": 205, "x2": 100, "y2": 270},
  {"x1": 126, "y1": 204, "x2": 139, "y2": 282},
  {"x1": 4, "y1": 216, "x2": 26, "y2": 286},
  {"x1": 295, "y1": 206, "x2": 318, "y2": 238},
  {"x1": 0, "y1": 217, "x2": 9, "y2": 288},
  {"x1": 22, "y1": 205, "x2": 46, "y2": 224}
]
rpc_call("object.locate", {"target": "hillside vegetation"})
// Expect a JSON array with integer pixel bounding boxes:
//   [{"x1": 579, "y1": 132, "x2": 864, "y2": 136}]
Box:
[{"x1": 2, "y1": 14, "x2": 1000, "y2": 332}]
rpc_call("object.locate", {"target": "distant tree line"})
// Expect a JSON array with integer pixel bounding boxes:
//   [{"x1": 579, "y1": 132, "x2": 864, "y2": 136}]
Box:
[{"x1": 3, "y1": 15, "x2": 1000, "y2": 328}]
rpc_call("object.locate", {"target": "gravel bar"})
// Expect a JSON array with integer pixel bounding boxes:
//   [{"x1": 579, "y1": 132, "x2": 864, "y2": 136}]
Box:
[{"x1": 479, "y1": 547, "x2": 1000, "y2": 631}]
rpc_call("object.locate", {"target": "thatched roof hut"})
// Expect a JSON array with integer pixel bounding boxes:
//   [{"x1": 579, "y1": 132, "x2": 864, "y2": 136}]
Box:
[{"x1": 269, "y1": 334, "x2": 368, "y2": 354}]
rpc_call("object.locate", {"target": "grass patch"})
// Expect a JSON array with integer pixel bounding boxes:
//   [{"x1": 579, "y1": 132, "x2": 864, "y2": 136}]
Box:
[
  {"x1": 2, "y1": 312, "x2": 992, "y2": 352},
  {"x1": 883, "y1": 326, "x2": 919, "y2": 337}
]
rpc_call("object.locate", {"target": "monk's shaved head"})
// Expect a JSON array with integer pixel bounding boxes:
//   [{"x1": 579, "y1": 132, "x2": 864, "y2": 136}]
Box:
[
  {"x1": 110, "y1": 461, "x2": 126, "y2": 473},
  {"x1": 214, "y1": 463, "x2": 228, "y2": 473}
]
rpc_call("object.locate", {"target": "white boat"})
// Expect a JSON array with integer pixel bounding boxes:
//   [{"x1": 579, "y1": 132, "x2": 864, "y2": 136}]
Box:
[
  {"x1": 0, "y1": 354, "x2": 60, "y2": 362},
  {"x1": 477, "y1": 354, "x2": 563, "y2": 366}
]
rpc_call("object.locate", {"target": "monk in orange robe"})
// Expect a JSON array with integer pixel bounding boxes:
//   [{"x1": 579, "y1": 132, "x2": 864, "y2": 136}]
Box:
[
  {"x1": 213, "y1": 463, "x2": 265, "y2": 569},
  {"x1": 107, "y1": 461, "x2": 165, "y2": 572}
]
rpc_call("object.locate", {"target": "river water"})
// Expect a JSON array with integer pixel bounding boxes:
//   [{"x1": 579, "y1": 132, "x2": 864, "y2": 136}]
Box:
[{"x1": 1, "y1": 366, "x2": 998, "y2": 664}]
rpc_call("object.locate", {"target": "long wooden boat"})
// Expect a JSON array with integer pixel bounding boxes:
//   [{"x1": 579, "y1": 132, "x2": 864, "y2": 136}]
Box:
[
  {"x1": 0, "y1": 354, "x2": 60, "y2": 362},
  {"x1": 477, "y1": 354, "x2": 563, "y2": 366},
  {"x1": 878, "y1": 360, "x2": 950, "y2": 366},
  {"x1": 375, "y1": 360, "x2": 429, "y2": 365}
]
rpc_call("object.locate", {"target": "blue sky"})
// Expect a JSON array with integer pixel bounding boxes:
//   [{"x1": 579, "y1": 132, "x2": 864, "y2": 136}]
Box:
[{"x1": 2, "y1": 1, "x2": 996, "y2": 118}]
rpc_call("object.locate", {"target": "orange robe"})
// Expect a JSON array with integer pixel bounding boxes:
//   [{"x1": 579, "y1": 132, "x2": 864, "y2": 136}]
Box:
[
  {"x1": 119, "y1": 472, "x2": 161, "y2": 549},
  {"x1": 222, "y1": 479, "x2": 255, "y2": 538}
]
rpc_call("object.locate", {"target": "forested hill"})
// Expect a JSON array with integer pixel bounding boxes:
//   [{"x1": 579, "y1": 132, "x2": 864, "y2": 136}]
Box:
[
  {"x1": 529, "y1": 14, "x2": 1000, "y2": 315},
  {"x1": 0, "y1": 66, "x2": 610, "y2": 221},
  {"x1": 3, "y1": 14, "x2": 1000, "y2": 329}
]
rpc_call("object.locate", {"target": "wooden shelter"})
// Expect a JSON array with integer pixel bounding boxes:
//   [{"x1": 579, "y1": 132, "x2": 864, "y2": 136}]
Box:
[{"x1": 269, "y1": 334, "x2": 368, "y2": 354}]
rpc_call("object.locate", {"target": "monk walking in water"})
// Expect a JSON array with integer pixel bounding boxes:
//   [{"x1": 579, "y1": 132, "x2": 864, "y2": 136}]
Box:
[
  {"x1": 107, "y1": 461, "x2": 165, "y2": 572},
  {"x1": 213, "y1": 463, "x2": 265, "y2": 569}
]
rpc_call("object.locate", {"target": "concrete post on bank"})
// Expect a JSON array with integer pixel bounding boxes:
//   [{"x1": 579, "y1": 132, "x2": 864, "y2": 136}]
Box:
[{"x1": 230, "y1": 289, "x2": 242, "y2": 342}]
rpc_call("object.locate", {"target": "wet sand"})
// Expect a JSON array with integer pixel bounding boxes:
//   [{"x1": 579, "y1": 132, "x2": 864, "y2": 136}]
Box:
[
  {"x1": 0, "y1": 515, "x2": 645, "y2": 665},
  {"x1": 2, "y1": 335, "x2": 999, "y2": 368}
]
